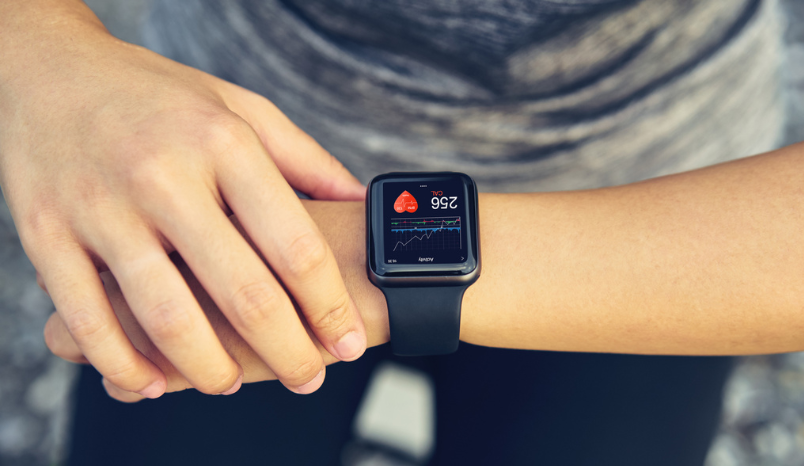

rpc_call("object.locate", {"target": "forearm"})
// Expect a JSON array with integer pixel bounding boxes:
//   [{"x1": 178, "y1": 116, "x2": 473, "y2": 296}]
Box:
[
  {"x1": 468, "y1": 142, "x2": 804, "y2": 355},
  {"x1": 316, "y1": 142, "x2": 804, "y2": 356},
  {"x1": 47, "y1": 144, "x2": 804, "y2": 395}
]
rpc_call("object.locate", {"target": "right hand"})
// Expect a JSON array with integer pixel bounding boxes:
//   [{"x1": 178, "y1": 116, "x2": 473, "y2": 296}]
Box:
[
  {"x1": 0, "y1": 16, "x2": 367, "y2": 397},
  {"x1": 43, "y1": 204, "x2": 392, "y2": 402}
]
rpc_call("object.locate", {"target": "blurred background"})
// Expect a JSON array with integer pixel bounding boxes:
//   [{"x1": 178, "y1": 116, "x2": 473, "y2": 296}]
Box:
[{"x1": 1, "y1": 0, "x2": 804, "y2": 464}]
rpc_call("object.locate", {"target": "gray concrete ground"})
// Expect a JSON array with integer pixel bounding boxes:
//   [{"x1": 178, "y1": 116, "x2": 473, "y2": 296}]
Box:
[
  {"x1": 0, "y1": 196, "x2": 75, "y2": 466},
  {"x1": 1, "y1": 1, "x2": 804, "y2": 465}
]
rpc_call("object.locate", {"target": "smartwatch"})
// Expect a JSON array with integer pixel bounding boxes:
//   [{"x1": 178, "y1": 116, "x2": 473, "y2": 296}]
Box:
[{"x1": 366, "y1": 172, "x2": 481, "y2": 356}]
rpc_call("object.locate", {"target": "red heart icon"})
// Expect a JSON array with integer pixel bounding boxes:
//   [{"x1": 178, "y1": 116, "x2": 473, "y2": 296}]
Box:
[{"x1": 394, "y1": 190, "x2": 418, "y2": 213}]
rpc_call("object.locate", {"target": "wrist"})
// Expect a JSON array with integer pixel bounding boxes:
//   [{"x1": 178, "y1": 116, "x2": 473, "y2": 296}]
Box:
[
  {"x1": 301, "y1": 200, "x2": 390, "y2": 349},
  {"x1": 0, "y1": 3, "x2": 112, "y2": 121},
  {"x1": 300, "y1": 194, "x2": 498, "y2": 352}
]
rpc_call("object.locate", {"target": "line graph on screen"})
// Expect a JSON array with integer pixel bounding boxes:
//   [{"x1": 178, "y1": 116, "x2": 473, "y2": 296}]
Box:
[{"x1": 390, "y1": 216, "x2": 461, "y2": 252}]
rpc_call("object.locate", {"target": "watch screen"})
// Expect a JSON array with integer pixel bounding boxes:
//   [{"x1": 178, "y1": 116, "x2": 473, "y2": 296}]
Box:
[{"x1": 382, "y1": 178, "x2": 468, "y2": 265}]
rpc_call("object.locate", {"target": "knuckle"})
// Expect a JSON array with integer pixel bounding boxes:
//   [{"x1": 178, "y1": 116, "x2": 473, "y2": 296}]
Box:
[
  {"x1": 282, "y1": 231, "x2": 330, "y2": 278},
  {"x1": 71, "y1": 174, "x2": 113, "y2": 209},
  {"x1": 120, "y1": 112, "x2": 251, "y2": 197},
  {"x1": 142, "y1": 300, "x2": 194, "y2": 342},
  {"x1": 309, "y1": 293, "x2": 353, "y2": 336},
  {"x1": 230, "y1": 281, "x2": 279, "y2": 329},
  {"x1": 63, "y1": 308, "x2": 108, "y2": 344},
  {"x1": 200, "y1": 113, "x2": 253, "y2": 157},
  {"x1": 21, "y1": 200, "x2": 58, "y2": 237},
  {"x1": 121, "y1": 152, "x2": 178, "y2": 200},
  {"x1": 281, "y1": 356, "x2": 322, "y2": 388},
  {"x1": 19, "y1": 202, "x2": 71, "y2": 253}
]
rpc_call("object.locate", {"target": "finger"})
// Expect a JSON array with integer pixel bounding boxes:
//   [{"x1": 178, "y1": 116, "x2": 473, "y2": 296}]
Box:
[
  {"x1": 214, "y1": 127, "x2": 368, "y2": 364},
  {"x1": 148, "y1": 188, "x2": 327, "y2": 394},
  {"x1": 92, "y1": 227, "x2": 244, "y2": 396},
  {"x1": 221, "y1": 85, "x2": 365, "y2": 200},
  {"x1": 33, "y1": 243, "x2": 167, "y2": 398},
  {"x1": 102, "y1": 378, "x2": 146, "y2": 403},
  {"x1": 44, "y1": 312, "x2": 89, "y2": 364}
]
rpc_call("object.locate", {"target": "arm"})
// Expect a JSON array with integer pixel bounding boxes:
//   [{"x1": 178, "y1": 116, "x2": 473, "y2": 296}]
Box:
[
  {"x1": 467, "y1": 141, "x2": 804, "y2": 355},
  {"x1": 325, "y1": 140, "x2": 804, "y2": 356},
  {"x1": 46, "y1": 141, "x2": 804, "y2": 399},
  {"x1": 1, "y1": 0, "x2": 367, "y2": 397}
]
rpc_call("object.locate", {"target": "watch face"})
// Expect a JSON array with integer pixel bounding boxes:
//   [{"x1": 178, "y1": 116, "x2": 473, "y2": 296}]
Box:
[{"x1": 368, "y1": 172, "x2": 479, "y2": 277}]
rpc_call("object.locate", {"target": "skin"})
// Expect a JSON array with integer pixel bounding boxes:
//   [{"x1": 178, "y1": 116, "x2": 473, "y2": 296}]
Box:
[
  {"x1": 0, "y1": 0, "x2": 368, "y2": 397},
  {"x1": 46, "y1": 141, "x2": 804, "y2": 402}
]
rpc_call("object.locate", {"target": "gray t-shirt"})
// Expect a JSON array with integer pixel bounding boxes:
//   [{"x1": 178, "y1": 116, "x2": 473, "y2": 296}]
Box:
[{"x1": 143, "y1": 0, "x2": 786, "y2": 192}]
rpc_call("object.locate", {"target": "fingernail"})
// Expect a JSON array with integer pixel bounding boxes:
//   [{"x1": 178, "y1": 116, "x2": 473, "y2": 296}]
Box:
[
  {"x1": 138, "y1": 380, "x2": 166, "y2": 399},
  {"x1": 334, "y1": 331, "x2": 366, "y2": 362},
  {"x1": 293, "y1": 368, "x2": 325, "y2": 395},
  {"x1": 220, "y1": 374, "x2": 243, "y2": 396}
]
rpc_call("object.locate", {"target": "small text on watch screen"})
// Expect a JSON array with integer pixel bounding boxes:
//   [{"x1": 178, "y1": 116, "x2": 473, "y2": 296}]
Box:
[{"x1": 382, "y1": 180, "x2": 468, "y2": 265}]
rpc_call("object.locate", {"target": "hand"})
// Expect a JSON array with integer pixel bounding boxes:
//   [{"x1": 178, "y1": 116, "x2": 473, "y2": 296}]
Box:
[
  {"x1": 44, "y1": 203, "x2": 390, "y2": 402},
  {"x1": 1, "y1": 21, "x2": 367, "y2": 397}
]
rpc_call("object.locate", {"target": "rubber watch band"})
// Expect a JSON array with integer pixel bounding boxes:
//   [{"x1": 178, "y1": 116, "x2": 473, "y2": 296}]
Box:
[{"x1": 383, "y1": 286, "x2": 467, "y2": 356}]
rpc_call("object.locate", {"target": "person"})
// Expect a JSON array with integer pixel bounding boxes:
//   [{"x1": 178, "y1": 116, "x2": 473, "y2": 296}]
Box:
[{"x1": 1, "y1": 0, "x2": 799, "y2": 464}]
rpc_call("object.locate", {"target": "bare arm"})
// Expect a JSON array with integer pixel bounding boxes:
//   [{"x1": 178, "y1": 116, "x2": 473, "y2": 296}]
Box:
[
  {"x1": 46, "y1": 141, "x2": 804, "y2": 400},
  {"x1": 466, "y1": 141, "x2": 804, "y2": 355},
  {"x1": 2, "y1": 0, "x2": 368, "y2": 398}
]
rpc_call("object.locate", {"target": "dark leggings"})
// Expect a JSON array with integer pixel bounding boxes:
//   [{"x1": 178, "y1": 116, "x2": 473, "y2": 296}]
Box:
[{"x1": 68, "y1": 344, "x2": 732, "y2": 466}]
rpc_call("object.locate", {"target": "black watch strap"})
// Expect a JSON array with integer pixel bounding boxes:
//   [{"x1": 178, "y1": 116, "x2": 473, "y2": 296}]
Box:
[{"x1": 382, "y1": 286, "x2": 467, "y2": 356}]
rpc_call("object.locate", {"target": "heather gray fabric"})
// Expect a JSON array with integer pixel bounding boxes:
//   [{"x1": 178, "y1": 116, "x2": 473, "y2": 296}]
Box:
[{"x1": 143, "y1": 0, "x2": 785, "y2": 193}]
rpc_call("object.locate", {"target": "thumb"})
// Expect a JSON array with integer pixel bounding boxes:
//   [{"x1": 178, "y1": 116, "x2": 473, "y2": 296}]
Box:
[{"x1": 221, "y1": 85, "x2": 365, "y2": 201}]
